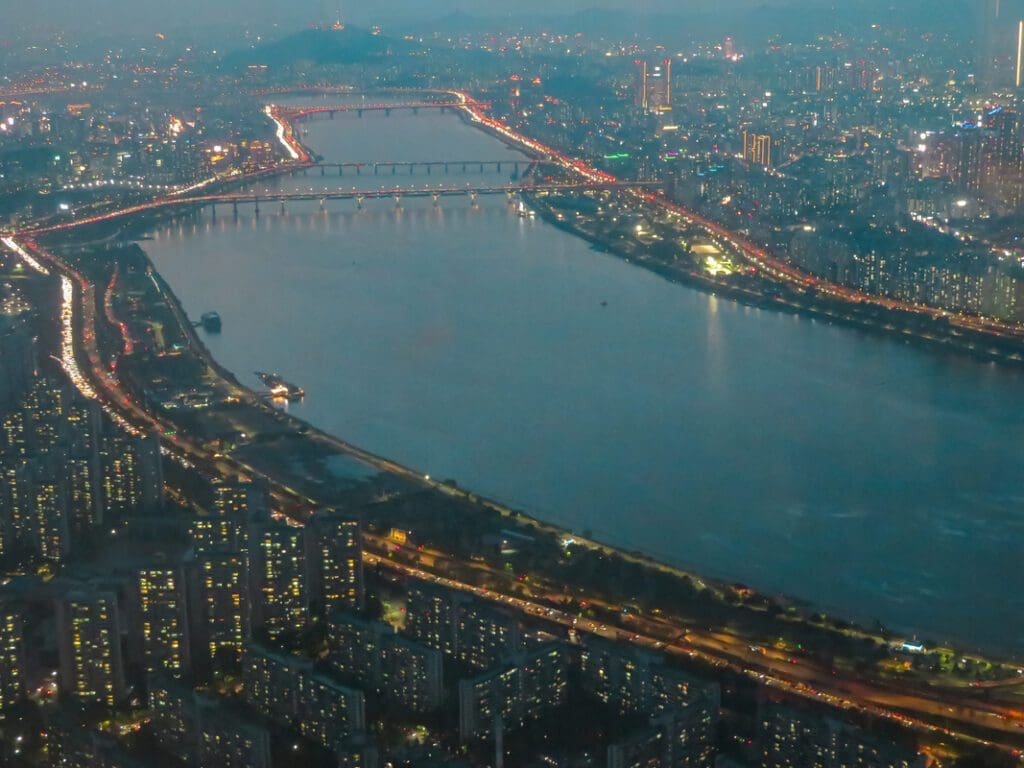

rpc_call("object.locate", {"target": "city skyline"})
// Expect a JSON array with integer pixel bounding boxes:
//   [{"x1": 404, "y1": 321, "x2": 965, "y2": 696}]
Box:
[{"x1": 1, "y1": 3, "x2": 1024, "y2": 767}]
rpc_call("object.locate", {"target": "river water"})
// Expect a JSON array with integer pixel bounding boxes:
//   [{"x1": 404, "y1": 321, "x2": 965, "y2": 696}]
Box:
[{"x1": 144, "y1": 96, "x2": 1024, "y2": 654}]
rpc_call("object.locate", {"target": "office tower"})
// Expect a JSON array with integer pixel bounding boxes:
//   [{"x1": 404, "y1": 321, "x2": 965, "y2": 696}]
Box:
[
  {"x1": 249, "y1": 520, "x2": 306, "y2": 638},
  {"x1": 457, "y1": 645, "x2": 568, "y2": 741},
  {"x1": 188, "y1": 549, "x2": 250, "y2": 673},
  {"x1": 129, "y1": 567, "x2": 190, "y2": 677},
  {"x1": 0, "y1": 602, "x2": 24, "y2": 709},
  {"x1": 760, "y1": 704, "x2": 926, "y2": 768},
  {"x1": 1018, "y1": 20, "x2": 1024, "y2": 88},
  {"x1": 743, "y1": 131, "x2": 773, "y2": 168},
  {"x1": 327, "y1": 612, "x2": 444, "y2": 712},
  {"x1": 306, "y1": 509, "x2": 363, "y2": 615},
  {"x1": 197, "y1": 693, "x2": 273, "y2": 768},
  {"x1": 634, "y1": 60, "x2": 649, "y2": 110},
  {"x1": 55, "y1": 588, "x2": 126, "y2": 707}
]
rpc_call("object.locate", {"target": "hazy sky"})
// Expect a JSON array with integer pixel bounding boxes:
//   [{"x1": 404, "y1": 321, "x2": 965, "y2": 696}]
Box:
[{"x1": 3, "y1": 0, "x2": 798, "y2": 34}]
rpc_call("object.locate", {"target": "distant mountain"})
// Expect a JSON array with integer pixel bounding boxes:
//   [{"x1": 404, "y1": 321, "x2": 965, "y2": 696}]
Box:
[
  {"x1": 223, "y1": 26, "x2": 413, "y2": 70},
  {"x1": 396, "y1": 0, "x2": 979, "y2": 45}
]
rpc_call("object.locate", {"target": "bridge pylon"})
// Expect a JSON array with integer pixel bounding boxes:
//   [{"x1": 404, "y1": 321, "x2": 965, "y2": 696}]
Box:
[
  {"x1": 356, "y1": 195, "x2": 364, "y2": 210},
  {"x1": 432, "y1": 193, "x2": 440, "y2": 207}
]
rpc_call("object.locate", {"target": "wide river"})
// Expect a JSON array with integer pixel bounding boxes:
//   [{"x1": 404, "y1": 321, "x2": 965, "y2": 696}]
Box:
[{"x1": 145, "y1": 96, "x2": 1024, "y2": 654}]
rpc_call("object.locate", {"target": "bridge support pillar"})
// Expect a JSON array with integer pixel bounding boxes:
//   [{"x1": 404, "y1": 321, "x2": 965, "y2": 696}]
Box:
[
  {"x1": 210, "y1": 204, "x2": 216, "y2": 221},
  {"x1": 357, "y1": 109, "x2": 363, "y2": 118},
  {"x1": 385, "y1": 108, "x2": 391, "y2": 117},
  {"x1": 232, "y1": 202, "x2": 238, "y2": 217},
  {"x1": 444, "y1": 162, "x2": 449, "y2": 174},
  {"x1": 432, "y1": 193, "x2": 440, "y2": 207},
  {"x1": 280, "y1": 201, "x2": 286, "y2": 215},
  {"x1": 320, "y1": 198, "x2": 326, "y2": 211},
  {"x1": 427, "y1": 165, "x2": 431, "y2": 175},
  {"x1": 497, "y1": 162, "x2": 502, "y2": 173},
  {"x1": 394, "y1": 194, "x2": 401, "y2": 207},
  {"x1": 469, "y1": 191, "x2": 478, "y2": 206},
  {"x1": 321, "y1": 166, "x2": 326, "y2": 176},
  {"x1": 356, "y1": 195, "x2": 364, "y2": 210}
]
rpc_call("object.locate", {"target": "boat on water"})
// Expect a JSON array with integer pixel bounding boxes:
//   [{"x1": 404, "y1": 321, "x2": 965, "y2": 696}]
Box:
[
  {"x1": 255, "y1": 371, "x2": 305, "y2": 401},
  {"x1": 200, "y1": 311, "x2": 222, "y2": 333}
]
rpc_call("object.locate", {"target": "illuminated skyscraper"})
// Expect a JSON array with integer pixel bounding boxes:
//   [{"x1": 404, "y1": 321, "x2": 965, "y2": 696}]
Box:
[
  {"x1": 633, "y1": 59, "x2": 672, "y2": 112},
  {"x1": 197, "y1": 694, "x2": 272, "y2": 768},
  {"x1": 634, "y1": 60, "x2": 649, "y2": 110},
  {"x1": 188, "y1": 549, "x2": 250, "y2": 673},
  {"x1": 100, "y1": 431, "x2": 163, "y2": 520},
  {"x1": 56, "y1": 588, "x2": 126, "y2": 707},
  {"x1": 0, "y1": 602, "x2": 24, "y2": 710},
  {"x1": 249, "y1": 521, "x2": 306, "y2": 638},
  {"x1": 1017, "y1": 20, "x2": 1024, "y2": 88},
  {"x1": 129, "y1": 567, "x2": 190, "y2": 677},
  {"x1": 743, "y1": 131, "x2": 773, "y2": 168},
  {"x1": 457, "y1": 645, "x2": 568, "y2": 741},
  {"x1": 306, "y1": 509, "x2": 362, "y2": 615},
  {"x1": 327, "y1": 612, "x2": 444, "y2": 712},
  {"x1": 243, "y1": 643, "x2": 366, "y2": 748}
]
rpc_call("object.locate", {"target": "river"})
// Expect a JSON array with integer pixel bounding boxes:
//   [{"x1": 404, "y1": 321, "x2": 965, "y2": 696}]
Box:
[{"x1": 144, "y1": 95, "x2": 1024, "y2": 654}]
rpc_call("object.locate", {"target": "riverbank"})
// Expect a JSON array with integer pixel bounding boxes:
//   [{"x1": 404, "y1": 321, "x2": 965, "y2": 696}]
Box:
[{"x1": 526, "y1": 192, "x2": 1024, "y2": 368}]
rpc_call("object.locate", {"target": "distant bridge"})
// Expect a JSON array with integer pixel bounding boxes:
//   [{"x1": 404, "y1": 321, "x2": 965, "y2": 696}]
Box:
[
  {"x1": 279, "y1": 100, "x2": 489, "y2": 119},
  {"x1": 292, "y1": 159, "x2": 540, "y2": 177},
  {"x1": 23, "y1": 181, "x2": 662, "y2": 235}
]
